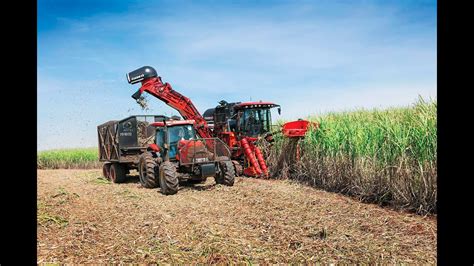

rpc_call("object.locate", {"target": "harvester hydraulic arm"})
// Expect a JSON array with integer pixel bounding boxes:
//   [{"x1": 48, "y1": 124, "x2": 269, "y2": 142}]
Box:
[{"x1": 133, "y1": 77, "x2": 213, "y2": 139}]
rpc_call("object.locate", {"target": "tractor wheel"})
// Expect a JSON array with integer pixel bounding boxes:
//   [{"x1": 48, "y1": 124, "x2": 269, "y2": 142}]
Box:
[
  {"x1": 159, "y1": 161, "x2": 179, "y2": 195},
  {"x1": 138, "y1": 153, "x2": 159, "y2": 188},
  {"x1": 102, "y1": 163, "x2": 111, "y2": 179},
  {"x1": 215, "y1": 160, "x2": 235, "y2": 186},
  {"x1": 232, "y1": 160, "x2": 243, "y2": 176},
  {"x1": 110, "y1": 163, "x2": 127, "y2": 183}
]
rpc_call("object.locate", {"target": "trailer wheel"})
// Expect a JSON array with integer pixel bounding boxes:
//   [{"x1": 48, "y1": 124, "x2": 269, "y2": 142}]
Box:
[
  {"x1": 138, "y1": 153, "x2": 159, "y2": 188},
  {"x1": 110, "y1": 163, "x2": 127, "y2": 183},
  {"x1": 159, "y1": 161, "x2": 179, "y2": 195},
  {"x1": 216, "y1": 160, "x2": 235, "y2": 186},
  {"x1": 102, "y1": 163, "x2": 111, "y2": 179},
  {"x1": 232, "y1": 160, "x2": 243, "y2": 177}
]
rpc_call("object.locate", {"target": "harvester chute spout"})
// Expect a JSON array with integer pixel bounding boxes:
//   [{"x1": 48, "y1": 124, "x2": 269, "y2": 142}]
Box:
[{"x1": 131, "y1": 90, "x2": 142, "y2": 100}]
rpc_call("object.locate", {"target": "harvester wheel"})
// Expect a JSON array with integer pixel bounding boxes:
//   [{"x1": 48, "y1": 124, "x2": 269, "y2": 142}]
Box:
[
  {"x1": 138, "y1": 153, "x2": 159, "y2": 188},
  {"x1": 232, "y1": 160, "x2": 243, "y2": 177},
  {"x1": 159, "y1": 161, "x2": 179, "y2": 195},
  {"x1": 102, "y1": 163, "x2": 111, "y2": 179},
  {"x1": 110, "y1": 163, "x2": 127, "y2": 183},
  {"x1": 216, "y1": 160, "x2": 235, "y2": 186}
]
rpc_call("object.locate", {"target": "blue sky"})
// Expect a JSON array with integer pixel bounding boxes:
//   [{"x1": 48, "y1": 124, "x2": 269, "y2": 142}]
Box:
[{"x1": 38, "y1": 0, "x2": 437, "y2": 150}]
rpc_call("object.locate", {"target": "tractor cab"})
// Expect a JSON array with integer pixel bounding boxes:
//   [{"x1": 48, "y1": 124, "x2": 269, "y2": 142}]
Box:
[
  {"x1": 151, "y1": 119, "x2": 197, "y2": 161},
  {"x1": 150, "y1": 119, "x2": 230, "y2": 165}
]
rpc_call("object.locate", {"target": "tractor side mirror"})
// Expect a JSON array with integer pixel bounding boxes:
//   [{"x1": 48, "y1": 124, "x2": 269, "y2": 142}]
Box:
[{"x1": 277, "y1": 107, "x2": 281, "y2": 115}]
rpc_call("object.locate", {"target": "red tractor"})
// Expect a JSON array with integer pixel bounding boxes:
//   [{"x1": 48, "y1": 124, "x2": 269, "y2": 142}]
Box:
[
  {"x1": 126, "y1": 66, "x2": 312, "y2": 178},
  {"x1": 98, "y1": 115, "x2": 234, "y2": 195}
]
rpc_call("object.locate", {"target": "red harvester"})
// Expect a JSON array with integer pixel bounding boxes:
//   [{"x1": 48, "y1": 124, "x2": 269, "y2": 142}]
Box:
[{"x1": 127, "y1": 66, "x2": 314, "y2": 178}]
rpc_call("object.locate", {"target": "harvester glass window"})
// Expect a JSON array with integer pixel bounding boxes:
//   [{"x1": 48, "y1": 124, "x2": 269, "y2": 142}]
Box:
[{"x1": 241, "y1": 109, "x2": 271, "y2": 136}]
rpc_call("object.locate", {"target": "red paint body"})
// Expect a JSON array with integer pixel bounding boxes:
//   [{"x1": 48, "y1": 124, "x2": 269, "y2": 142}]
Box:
[
  {"x1": 139, "y1": 77, "x2": 213, "y2": 139},
  {"x1": 253, "y1": 145, "x2": 268, "y2": 178},
  {"x1": 281, "y1": 120, "x2": 319, "y2": 161},
  {"x1": 176, "y1": 139, "x2": 207, "y2": 163},
  {"x1": 281, "y1": 120, "x2": 316, "y2": 138},
  {"x1": 219, "y1": 131, "x2": 237, "y2": 151},
  {"x1": 240, "y1": 138, "x2": 262, "y2": 176}
]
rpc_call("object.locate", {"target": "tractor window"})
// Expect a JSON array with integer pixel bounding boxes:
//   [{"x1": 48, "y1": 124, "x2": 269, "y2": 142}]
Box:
[
  {"x1": 155, "y1": 129, "x2": 165, "y2": 151},
  {"x1": 167, "y1": 125, "x2": 197, "y2": 159},
  {"x1": 168, "y1": 125, "x2": 196, "y2": 143},
  {"x1": 240, "y1": 108, "x2": 271, "y2": 137}
]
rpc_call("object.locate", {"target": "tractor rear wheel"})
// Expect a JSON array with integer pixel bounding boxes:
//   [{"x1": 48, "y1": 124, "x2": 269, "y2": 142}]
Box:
[
  {"x1": 138, "y1": 153, "x2": 159, "y2": 188},
  {"x1": 110, "y1": 163, "x2": 127, "y2": 183},
  {"x1": 216, "y1": 160, "x2": 235, "y2": 186},
  {"x1": 232, "y1": 160, "x2": 243, "y2": 176},
  {"x1": 102, "y1": 163, "x2": 111, "y2": 179},
  {"x1": 159, "y1": 161, "x2": 179, "y2": 195}
]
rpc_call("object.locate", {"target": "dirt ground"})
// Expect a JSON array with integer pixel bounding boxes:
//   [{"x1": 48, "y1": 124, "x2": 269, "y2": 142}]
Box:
[{"x1": 37, "y1": 169, "x2": 436, "y2": 264}]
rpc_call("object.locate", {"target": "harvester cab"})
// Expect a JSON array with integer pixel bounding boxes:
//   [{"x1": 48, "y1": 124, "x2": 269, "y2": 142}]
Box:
[
  {"x1": 234, "y1": 102, "x2": 280, "y2": 139},
  {"x1": 205, "y1": 101, "x2": 282, "y2": 177}
]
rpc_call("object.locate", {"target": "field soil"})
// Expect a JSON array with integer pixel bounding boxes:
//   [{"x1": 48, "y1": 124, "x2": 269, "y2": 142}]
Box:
[{"x1": 37, "y1": 169, "x2": 436, "y2": 264}]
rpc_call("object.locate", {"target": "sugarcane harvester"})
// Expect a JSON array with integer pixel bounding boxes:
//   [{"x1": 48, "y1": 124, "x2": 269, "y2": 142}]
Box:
[
  {"x1": 127, "y1": 66, "x2": 313, "y2": 178},
  {"x1": 203, "y1": 100, "x2": 280, "y2": 177}
]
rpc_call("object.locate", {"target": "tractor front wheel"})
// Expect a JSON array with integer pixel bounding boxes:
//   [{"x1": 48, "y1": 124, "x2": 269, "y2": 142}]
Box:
[
  {"x1": 138, "y1": 153, "x2": 159, "y2": 188},
  {"x1": 216, "y1": 160, "x2": 235, "y2": 186},
  {"x1": 159, "y1": 161, "x2": 179, "y2": 195},
  {"x1": 110, "y1": 163, "x2": 127, "y2": 183}
]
